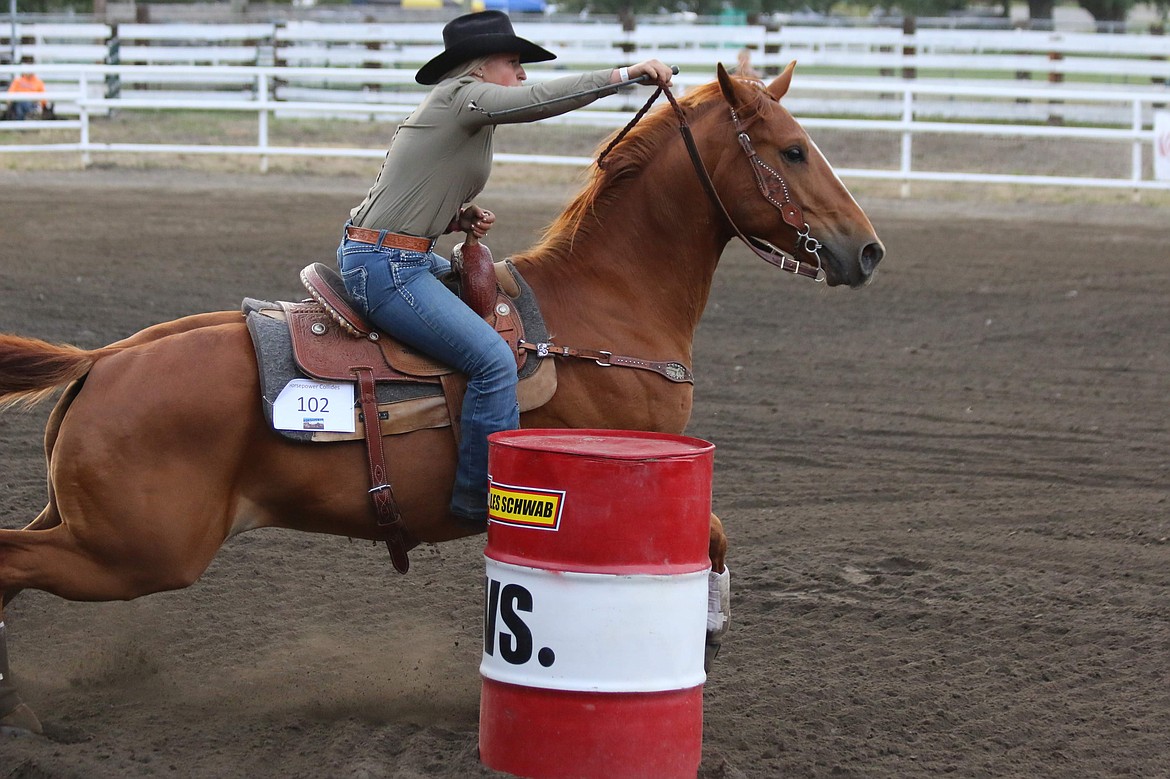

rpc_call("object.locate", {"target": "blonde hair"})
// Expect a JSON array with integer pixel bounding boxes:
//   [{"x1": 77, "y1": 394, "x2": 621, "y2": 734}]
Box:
[{"x1": 441, "y1": 55, "x2": 493, "y2": 82}]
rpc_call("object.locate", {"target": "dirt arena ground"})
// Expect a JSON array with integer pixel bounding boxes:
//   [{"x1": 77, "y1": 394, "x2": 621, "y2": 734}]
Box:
[{"x1": 1, "y1": 162, "x2": 1167, "y2": 779}]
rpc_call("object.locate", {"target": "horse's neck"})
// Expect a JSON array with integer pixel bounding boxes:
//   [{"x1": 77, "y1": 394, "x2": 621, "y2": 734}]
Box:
[{"x1": 518, "y1": 166, "x2": 725, "y2": 356}]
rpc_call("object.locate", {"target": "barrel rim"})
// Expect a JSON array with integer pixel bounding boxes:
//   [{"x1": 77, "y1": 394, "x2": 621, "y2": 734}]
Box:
[{"x1": 489, "y1": 428, "x2": 715, "y2": 460}]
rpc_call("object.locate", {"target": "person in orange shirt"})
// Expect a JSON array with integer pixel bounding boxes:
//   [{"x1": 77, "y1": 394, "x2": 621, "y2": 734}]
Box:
[{"x1": 5, "y1": 72, "x2": 47, "y2": 120}]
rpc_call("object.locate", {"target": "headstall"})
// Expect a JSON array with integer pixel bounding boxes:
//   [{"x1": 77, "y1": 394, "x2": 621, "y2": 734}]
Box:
[
  {"x1": 529, "y1": 79, "x2": 830, "y2": 385},
  {"x1": 599, "y1": 84, "x2": 825, "y2": 283}
]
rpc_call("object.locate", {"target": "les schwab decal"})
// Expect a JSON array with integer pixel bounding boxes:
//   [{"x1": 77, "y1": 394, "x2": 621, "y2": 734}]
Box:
[{"x1": 487, "y1": 481, "x2": 565, "y2": 530}]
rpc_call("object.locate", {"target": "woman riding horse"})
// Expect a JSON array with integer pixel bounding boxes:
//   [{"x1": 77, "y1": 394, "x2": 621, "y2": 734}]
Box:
[{"x1": 338, "y1": 10, "x2": 673, "y2": 529}]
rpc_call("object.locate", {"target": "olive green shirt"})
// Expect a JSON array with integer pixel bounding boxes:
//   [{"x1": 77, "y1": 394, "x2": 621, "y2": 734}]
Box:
[{"x1": 349, "y1": 69, "x2": 614, "y2": 239}]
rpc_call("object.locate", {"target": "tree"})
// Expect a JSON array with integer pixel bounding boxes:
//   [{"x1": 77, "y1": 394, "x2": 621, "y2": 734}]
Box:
[
  {"x1": 1074, "y1": 0, "x2": 1134, "y2": 22},
  {"x1": 1027, "y1": 0, "x2": 1055, "y2": 23},
  {"x1": 560, "y1": 0, "x2": 1152, "y2": 26},
  {"x1": 879, "y1": 0, "x2": 968, "y2": 15},
  {"x1": 554, "y1": 0, "x2": 660, "y2": 25}
]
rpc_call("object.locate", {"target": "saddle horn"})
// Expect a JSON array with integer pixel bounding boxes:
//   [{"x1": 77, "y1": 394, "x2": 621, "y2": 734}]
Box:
[{"x1": 453, "y1": 233, "x2": 497, "y2": 319}]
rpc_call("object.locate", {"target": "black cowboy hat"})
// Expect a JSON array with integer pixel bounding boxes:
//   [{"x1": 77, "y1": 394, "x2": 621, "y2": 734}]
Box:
[{"x1": 415, "y1": 10, "x2": 556, "y2": 86}]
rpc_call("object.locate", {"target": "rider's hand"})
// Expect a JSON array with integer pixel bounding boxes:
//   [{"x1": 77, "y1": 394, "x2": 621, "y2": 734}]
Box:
[
  {"x1": 625, "y1": 60, "x2": 674, "y2": 89},
  {"x1": 459, "y1": 204, "x2": 496, "y2": 239}
]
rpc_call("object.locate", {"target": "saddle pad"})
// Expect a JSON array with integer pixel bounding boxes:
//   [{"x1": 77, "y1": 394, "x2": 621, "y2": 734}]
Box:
[{"x1": 246, "y1": 310, "x2": 444, "y2": 443}]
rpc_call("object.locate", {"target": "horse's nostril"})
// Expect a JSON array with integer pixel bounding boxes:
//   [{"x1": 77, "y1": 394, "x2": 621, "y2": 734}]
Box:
[{"x1": 860, "y1": 242, "x2": 885, "y2": 275}]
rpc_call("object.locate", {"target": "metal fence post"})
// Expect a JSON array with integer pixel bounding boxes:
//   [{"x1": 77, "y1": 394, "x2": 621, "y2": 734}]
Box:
[
  {"x1": 257, "y1": 70, "x2": 269, "y2": 173},
  {"x1": 79, "y1": 70, "x2": 90, "y2": 168},
  {"x1": 105, "y1": 24, "x2": 120, "y2": 101},
  {"x1": 1131, "y1": 98, "x2": 1143, "y2": 202},
  {"x1": 900, "y1": 87, "x2": 913, "y2": 198}
]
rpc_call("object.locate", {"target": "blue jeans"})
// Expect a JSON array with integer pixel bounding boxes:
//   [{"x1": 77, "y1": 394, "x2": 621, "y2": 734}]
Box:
[
  {"x1": 337, "y1": 227, "x2": 519, "y2": 524},
  {"x1": 9, "y1": 101, "x2": 33, "y2": 120}
]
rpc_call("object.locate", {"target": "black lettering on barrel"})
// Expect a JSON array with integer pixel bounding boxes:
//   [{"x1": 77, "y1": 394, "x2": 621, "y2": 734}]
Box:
[
  {"x1": 484, "y1": 576, "x2": 501, "y2": 656},
  {"x1": 499, "y1": 583, "x2": 534, "y2": 665}
]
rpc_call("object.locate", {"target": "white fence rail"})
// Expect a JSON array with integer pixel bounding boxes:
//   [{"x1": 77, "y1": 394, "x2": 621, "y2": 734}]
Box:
[
  {"x1": 4, "y1": 21, "x2": 1169, "y2": 80},
  {"x1": 2, "y1": 60, "x2": 1168, "y2": 192},
  {"x1": 4, "y1": 21, "x2": 1167, "y2": 120}
]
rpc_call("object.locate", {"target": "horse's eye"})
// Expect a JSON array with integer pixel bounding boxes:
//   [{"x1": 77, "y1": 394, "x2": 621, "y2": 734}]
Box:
[{"x1": 782, "y1": 146, "x2": 806, "y2": 164}]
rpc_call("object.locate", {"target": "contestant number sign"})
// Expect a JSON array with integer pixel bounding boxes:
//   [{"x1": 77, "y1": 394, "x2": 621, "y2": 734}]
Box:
[{"x1": 273, "y1": 379, "x2": 355, "y2": 433}]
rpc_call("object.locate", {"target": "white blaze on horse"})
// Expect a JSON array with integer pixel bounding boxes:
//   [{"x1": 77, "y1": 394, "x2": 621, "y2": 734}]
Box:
[{"x1": 0, "y1": 64, "x2": 883, "y2": 733}]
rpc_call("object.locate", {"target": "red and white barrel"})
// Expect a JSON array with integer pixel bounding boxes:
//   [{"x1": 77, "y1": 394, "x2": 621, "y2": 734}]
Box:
[{"x1": 479, "y1": 428, "x2": 715, "y2": 779}]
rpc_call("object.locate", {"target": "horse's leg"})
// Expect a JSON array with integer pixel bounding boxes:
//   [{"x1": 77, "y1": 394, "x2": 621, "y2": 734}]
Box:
[
  {"x1": 708, "y1": 512, "x2": 727, "y2": 574},
  {"x1": 13, "y1": 504, "x2": 61, "y2": 538},
  {"x1": 0, "y1": 504, "x2": 60, "y2": 612},
  {"x1": 705, "y1": 512, "x2": 731, "y2": 672},
  {"x1": 0, "y1": 604, "x2": 42, "y2": 734},
  {"x1": 0, "y1": 325, "x2": 258, "y2": 602},
  {"x1": 0, "y1": 523, "x2": 218, "y2": 601},
  {"x1": 0, "y1": 380, "x2": 84, "y2": 731},
  {"x1": 26, "y1": 379, "x2": 85, "y2": 538},
  {"x1": 0, "y1": 323, "x2": 263, "y2": 732},
  {"x1": 0, "y1": 383, "x2": 83, "y2": 611},
  {"x1": 0, "y1": 378, "x2": 76, "y2": 728},
  {"x1": 24, "y1": 446, "x2": 233, "y2": 595},
  {"x1": 0, "y1": 455, "x2": 229, "y2": 602}
]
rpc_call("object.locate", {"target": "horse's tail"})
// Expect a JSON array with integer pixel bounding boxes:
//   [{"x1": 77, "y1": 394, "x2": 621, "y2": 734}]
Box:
[{"x1": 0, "y1": 334, "x2": 109, "y2": 410}]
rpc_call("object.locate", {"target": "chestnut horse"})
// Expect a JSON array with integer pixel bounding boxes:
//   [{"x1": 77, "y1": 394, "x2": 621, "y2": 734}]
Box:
[{"x1": 0, "y1": 64, "x2": 882, "y2": 732}]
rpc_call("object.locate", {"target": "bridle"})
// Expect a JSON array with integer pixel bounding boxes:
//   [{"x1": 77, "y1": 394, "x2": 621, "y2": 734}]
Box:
[
  {"x1": 512, "y1": 80, "x2": 828, "y2": 386},
  {"x1": 598, "y1": 84, "x2": 826, "y2": 283}
]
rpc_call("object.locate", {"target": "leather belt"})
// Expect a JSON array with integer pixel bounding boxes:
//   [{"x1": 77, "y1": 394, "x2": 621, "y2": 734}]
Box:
[{"x1": 345, "y1": 226, "x2": 434, "y2": 253}]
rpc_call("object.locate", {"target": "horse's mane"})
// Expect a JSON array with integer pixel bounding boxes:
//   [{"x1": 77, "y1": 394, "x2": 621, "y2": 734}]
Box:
[{"x1": 512, "y1": 78, "x2": 769, "y2": 265}]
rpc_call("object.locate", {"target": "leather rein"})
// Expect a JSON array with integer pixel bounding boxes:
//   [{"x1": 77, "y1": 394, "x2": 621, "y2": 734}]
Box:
[{"x1": 599, "y1": 84, "x2": 825, "y2": 283}]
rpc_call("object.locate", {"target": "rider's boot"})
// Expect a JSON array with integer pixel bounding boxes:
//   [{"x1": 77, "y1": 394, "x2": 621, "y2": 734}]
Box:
[{"x1": 0, "y1": 610, "x2": 43, "y2": 735}]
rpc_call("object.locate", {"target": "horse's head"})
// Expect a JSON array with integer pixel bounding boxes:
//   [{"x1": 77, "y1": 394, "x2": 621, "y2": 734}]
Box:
[
  {"x1": 523, "y1": 66, "x2": 882, "y2": 290},
  {"x1": 704, "y1": 62, "x2": 884, "y2": 288}
]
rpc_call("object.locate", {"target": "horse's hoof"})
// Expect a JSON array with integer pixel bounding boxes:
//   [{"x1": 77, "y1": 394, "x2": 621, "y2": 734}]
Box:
[{"x1": 0, "y1": 702, "x2": 43, "y2": 736}]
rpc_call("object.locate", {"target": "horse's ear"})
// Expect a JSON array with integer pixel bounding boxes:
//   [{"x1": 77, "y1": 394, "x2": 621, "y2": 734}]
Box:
[
  {"x1": 716, "y1": 62, "x2": 734, "y2": 102},
  {"x1": 766, "y1": 61, "x2": 797, "y2": 101},
  {"x1": 717, "y1": 61, "x2": 752, "y2": 106}
]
